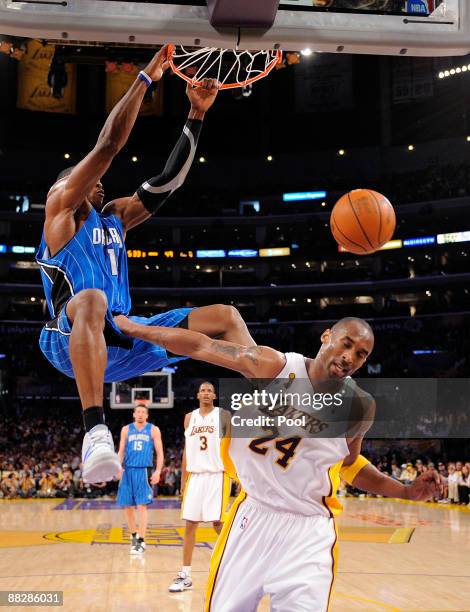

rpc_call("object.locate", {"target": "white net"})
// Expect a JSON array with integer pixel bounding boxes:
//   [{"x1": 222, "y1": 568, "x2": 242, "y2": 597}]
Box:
[{"x1": 169, "y1": 46, "x2": 282, "y2": 90}]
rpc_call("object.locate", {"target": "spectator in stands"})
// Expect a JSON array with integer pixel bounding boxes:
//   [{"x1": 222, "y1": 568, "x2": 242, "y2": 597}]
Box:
[
  {"x1": 164, "y1": 463, "x2": 177, "y2": 495},
  {"x1": 1, "y1": 473, "x2": 19, "y2": 499},
  {"x1": 19, "y1": 473, "x2": 36, "y2": 498},
  {"x1": 174, "y1": 463, "x2": 182, "y2": 495},
  {"x1": 56, "y1": 469, "x2": 74, "y2": 498},
  {"x1": 457, "y1": 464, "x2": 470, "y2": 506},
  {"x1": 399, "y1": 463, "x2": 417, "y2": 484},
  {"x1": 390, "y1": 462, "x2": 401, "y2": 480},
  {"x1": 447, "y1": 463, "x2": 460, "y2": 503},
  {"x1": 37, "y1": 471, "x2": 56, "y2": 498},
  {"x1": 437, "y1": 462, "x2": 448, "y2": 478}
]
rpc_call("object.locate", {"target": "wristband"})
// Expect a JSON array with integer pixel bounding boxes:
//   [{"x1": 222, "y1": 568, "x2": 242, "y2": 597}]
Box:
[{"x1": 138, "y1": 70, "x2": 152, "y2": 88}]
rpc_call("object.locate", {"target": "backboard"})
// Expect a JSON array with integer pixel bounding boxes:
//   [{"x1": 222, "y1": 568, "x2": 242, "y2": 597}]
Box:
[
  {"x1": 0, "y1": 0, "x2": 468, "y2": 56},
  {"x1": 110, "y1": 371, "x2": 174, "y2": 409}
]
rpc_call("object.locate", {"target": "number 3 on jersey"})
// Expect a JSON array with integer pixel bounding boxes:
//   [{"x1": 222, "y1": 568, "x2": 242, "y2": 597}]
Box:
[{"x1": 249, "y1": 436, "x2": 301, "y2": 469}]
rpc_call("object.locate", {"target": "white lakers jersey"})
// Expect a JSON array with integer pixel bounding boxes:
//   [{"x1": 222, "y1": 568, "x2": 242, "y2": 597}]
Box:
[
  {"x1": 185, "y1": 407, "x2": 225, "y2": 473},
  {"x1": 226, "y1": 352, "x2": 350, "y2": 517}
]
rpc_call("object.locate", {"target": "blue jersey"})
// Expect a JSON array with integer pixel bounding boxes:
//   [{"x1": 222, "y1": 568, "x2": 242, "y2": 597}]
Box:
[
  {"x1": 124, "y1": 422, "x2": 154, "y2": 468},
  {"x1": 36, "y1": 207, "x2": 131, "y2": 318}
]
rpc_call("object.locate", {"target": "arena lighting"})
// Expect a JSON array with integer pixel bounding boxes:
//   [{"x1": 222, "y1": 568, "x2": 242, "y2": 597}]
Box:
[
  {"x1": 300, "y1": 48, "x2": 313, "y2": 56},
  {"x1": 228, "y1": 249, "x2": 258, "y2": 258},
  {"x1": 408, "y1": 144, "x2": 414, "y2": 151},
  {"x1": 64, "y1": 153, "x2": 70, "y2": 159},
  {"x1": 437, "y1": 231, "x2": 470, "y2": 244},
  {"x1": 0, "y1": 245, "x2": 7, "y2": 253},
  {"x1": 403, "y1": 236, "x2": 435, "y2": 247},
  {"x1": 267, "y1": 155, "x2": 273, "y2": 161},
  {"x1": 438, "y1": 63, "x2": 470, "y2": 79},
  {"x1": 259, "y1": 247, "x2": 291, "y2": 257},
  {"x1": 11, "y1": 246, "x2": 35, "y2": 254},
  {"x1": 131, "y1": 156, "x2": 138, "y2": 162},
  {"x1": 413, "y1": 349, "x2": 444, "y2": 355},
  {"x1": 283, "y1": 191, "x2": 327, "y2": 202},
  {"x1": 338, "y1": 149, "x2": 345, "y2": 156},
  {"x1": 199, "y1": 156, "x2": 206, "y2": 163},
  {"x1": 338, "y1": 239, "x2": 402, "y2": 252},
  {"x1": 196, "y1": 249, "x2": 226, "y2": 258}
]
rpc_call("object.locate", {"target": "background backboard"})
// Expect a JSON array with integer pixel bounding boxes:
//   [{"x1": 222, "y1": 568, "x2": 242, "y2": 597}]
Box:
[{"x1": 0, "y1": 0, "x2": 467, "y2": 57}]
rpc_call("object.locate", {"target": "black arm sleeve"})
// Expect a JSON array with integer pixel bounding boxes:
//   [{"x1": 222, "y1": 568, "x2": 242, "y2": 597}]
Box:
[{"x1": 136, "y1": 118, "x2": 203, "y2": 215}]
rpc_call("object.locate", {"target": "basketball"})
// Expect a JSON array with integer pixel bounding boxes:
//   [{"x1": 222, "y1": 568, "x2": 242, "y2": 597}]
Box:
[{"x1": 330, "y1": 189, "x2": 396, "y2": 255}]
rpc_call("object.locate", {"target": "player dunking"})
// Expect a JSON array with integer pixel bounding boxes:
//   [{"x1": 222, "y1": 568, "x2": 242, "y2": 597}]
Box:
[
  {"x1": 36, "y1": 45, "x2": 255, "y2": 485},
  {"x1": 115, "y1": 315, "x2": 443, "y2": 611},
  {"x1": 116, "y1": 401, "x2": 163, "y2": 554},
  {"x1": 169, "y1": 381, "x2": 231, "y2": 592}
]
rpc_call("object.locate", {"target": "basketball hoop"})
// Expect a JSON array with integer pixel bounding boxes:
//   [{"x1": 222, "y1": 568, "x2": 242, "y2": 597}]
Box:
[{"x1": 167, "y1": 43, "x2": 282, "y2": 90}]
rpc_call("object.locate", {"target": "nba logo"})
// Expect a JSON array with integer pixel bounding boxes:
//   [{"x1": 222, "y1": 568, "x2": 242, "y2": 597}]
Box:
[
  {"x1": 240, "y1": 516, "x2": 249, "y2": 530},
  {"x1": 406, "y1": 0, "x2": 431, "y2": 14}
]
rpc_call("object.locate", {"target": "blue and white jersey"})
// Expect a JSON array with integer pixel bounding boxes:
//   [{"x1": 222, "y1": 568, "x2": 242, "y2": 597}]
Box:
[
  {"x1": 36, "y1": 207, "x2": 131, "y2": 318},
  {"x1": 124, "y1": 422, "x2": 154, "y2": 468}
]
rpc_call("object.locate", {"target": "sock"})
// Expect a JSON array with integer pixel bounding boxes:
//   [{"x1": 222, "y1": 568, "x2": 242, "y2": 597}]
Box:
[
  {"x1": 182, "y1": 565, "x2": 191, "y2": 577},
  {"x1": 131, "y1": 532, "x2": 137, "y2": 538},
  {"x1": 138, "y1": 536, "x2": 144, "y2": 542},
  {"x1": 83, "y1": 406, "x2": 105, "y2": 432}
]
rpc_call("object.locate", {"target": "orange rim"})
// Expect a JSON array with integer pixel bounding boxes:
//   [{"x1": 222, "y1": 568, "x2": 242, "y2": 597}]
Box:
[{"x1": 167, "y1": 44, "x2": 282, "y2": 90}]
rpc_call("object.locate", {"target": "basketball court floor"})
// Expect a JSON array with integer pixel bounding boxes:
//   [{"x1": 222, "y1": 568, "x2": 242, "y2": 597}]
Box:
[{"x1": 1, "y1": 496, "x2": 469, "y2": 611}]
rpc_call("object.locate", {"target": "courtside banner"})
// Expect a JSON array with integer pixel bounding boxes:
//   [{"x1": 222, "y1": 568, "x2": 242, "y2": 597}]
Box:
[
  {"x1": 17, "y1": 40, "x2": 77, "y2": 114},
  {"x1": 214, "y1": 378, "x2": 470, "y2": 438}
]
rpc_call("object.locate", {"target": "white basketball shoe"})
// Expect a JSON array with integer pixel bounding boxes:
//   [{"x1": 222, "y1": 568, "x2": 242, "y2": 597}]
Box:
[
  {"x1": 168, "y1": 571, "x2": 192, "y2": 592},
  {"x1": 130, "y1": 540, "x2": 146, "y2": 555},
  {"x1": 82, "y1": 425, "x2": 121, "y2": 484}
]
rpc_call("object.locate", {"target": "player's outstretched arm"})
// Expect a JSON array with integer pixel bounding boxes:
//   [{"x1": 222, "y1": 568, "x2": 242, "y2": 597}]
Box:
[
  {"x1": 149, "y1": 325, "x2": 284, "y2": 378},
  {"x1": 107, "y1": 79, "x2": 219, "y2": 231},
  {"x1": 346, "y1": 460, "x2": 443, "y2": 502},
  {"x1": 114, "y1": 317, "x2": 284, "y2": 379},
  {"x1": 46, "y1": 45, "x2": 170, "y2": 217}
]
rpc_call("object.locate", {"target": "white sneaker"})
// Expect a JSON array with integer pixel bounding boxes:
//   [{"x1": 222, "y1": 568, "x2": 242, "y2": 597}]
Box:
[
  {"x1": 130, "y1": 534, "x2": 138, "y2": 552},
  {"x1": 169, "y1": 572, "x2": 192, "y2": 592},
  {"x1": 82, "y1": 425, "x2": 121, "y2": 484},
  {"x1": 130, "y1": 540, "x2": 146, "y2": 555}
]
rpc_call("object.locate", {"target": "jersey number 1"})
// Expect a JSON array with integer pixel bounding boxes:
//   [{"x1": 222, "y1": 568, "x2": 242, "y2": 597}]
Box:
[{"x1": 107, "y1": 249, "x2": 118, "y2": 276}]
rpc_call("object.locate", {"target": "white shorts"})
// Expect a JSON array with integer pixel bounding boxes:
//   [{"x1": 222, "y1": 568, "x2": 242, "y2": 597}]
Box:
[
  {"x1": 182, "y1": 472, "x2": 231, "y2": 523},
  {"x1": 205, "y1": 493, "x2": 337, "y2": 612}
]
